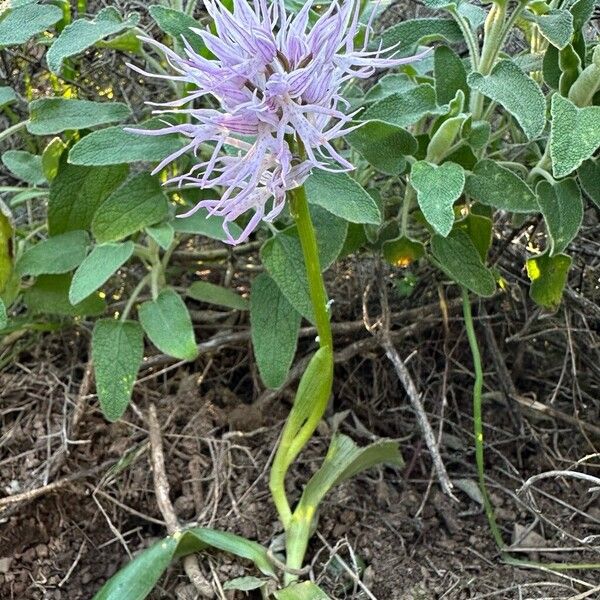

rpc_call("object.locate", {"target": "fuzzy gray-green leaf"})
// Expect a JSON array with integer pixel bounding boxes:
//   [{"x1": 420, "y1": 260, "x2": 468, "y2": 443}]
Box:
[{"x1": 18, "y1": 231, "x2": 89, "y2": 276}]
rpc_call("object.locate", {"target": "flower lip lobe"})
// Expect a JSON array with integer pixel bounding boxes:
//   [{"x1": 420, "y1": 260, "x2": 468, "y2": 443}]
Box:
[{"x1": 131, "y1": 0, "x2": 423, "y2": 244}]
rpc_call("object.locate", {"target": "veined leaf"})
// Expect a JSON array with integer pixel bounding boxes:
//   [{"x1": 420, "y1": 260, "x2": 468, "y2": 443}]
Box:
[
  {"x1": 536, "y1": 178, "x2": 583, "y2": 256},
  {"x1": 18, "y1": 231, "x2": 89, "y2": 276},
  {"x1": 46, "y1": 7, "x2": 140, "y2": 73},
  {"x1": 28, "y1": 98, "x2": 131, "y2": 135},
  {"x1": 138, "y1": 289, "x2": 198, "y2": 361},
  {"x1": 363, "y1": 74, "x2": 417, "y2": 104},
  {"x1": 550, "y1": 94, "x2": 600, "y2": 178},
  {"x1": 187, "y1": 280, "x2": 248, "y2": 310},
  {"x1": 1, "y1": 150, "x2": 45, "y2": 185},
  {"x1": 524, "y1": 9, "x2": 574, "y2": 50},
  {"x1": 92, "y1": 319, "x2": 144, "y2": 422},
  {"x1": 467, "y1": 60, "x2": 546, "y2": 140},
  {"x1": 0, "y1": 3, "x2": 62, "y2": 46},
  {"x1": 148, "y1": 5, "x2": 207, "y2": 55},
  {"x1": 250, "y1": 273, "x2": 301, "y2": 389},
  {"x1": 434, "y1": 45, "x2": 469, "y2": 105}
]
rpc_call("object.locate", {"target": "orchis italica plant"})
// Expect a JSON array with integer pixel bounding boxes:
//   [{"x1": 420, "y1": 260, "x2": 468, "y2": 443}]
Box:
[{"x1": 128, "y1": 0, "x2": 422, "y2": 244}]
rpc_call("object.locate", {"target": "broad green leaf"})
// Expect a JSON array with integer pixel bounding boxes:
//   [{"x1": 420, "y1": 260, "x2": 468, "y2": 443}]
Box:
[
  {"x1": 145, "y1": 223, "x2": 174, "y2": 250},
  {"x1": 138, "y1": 289, "x2": 198, "y2": 361},
  {"x1": 457, "y1": 213, "x2": 493, "y2": 262},
  {"x1": 525, "y1": 9, "x2": 574, "y2": 49},
  {"x1": 363, "y1": 74, "x2": 417, "y2": 104},
  {"x1": 93, "y1": 528, "x2": 274, "y2": 600},
  {"x1": 0, "y1": 86, "x2": 17, "y2": 108},
  {"x1": 346, "y1": 120, "x2": 416, "y2": 175},
  {"x1": 46, "y1": 7, "x2": 140, "y2": 73},
  {"x1": 1, "y1": 150, "x2": 45, "y2": 185},
  {"x1": 434, "y1": 45, "x2": 469, "y2": 105},
  {"x1": 426, "y1": 113, "x2": 466, "y2": 162},
  {"x1": 92, "y1": 319, "x2": 143, "y2": 421},
  {"x1": 411, "y1": 161, "x2": 464, "y2": 236},
  {"x1": 578, "y1": 159, "x2": 600, "y2": 208},
  {"x1": 48, "y1": 162, "x2": 129, "y2": 235},
  {"x1": 465, "y1": 121, "x2": 491, "y2": 149},
  {"x1": 0, "y1": 202, "x2": 14, "y2": 294},
  {"x1": 527, "y1": 252, "x2": 571, "y2": 310},
  {"x1": 380, "y1": 18, "x2": 463, "y2": 56},
  {"x1": 431, "y1": 229, "x2": 496, "y2": 296},
  {"x1": 274, "y1": 582, "x2": 332, "y2": 600},
  {"x1": 97, "y1": 29, "x2": 142, "y2": 54},
  {"x1": 362, "y1": 84, "x2": 444, "y2": 129},
  {"x1": 24, "y1": 274, "x2": 105, "y2": 316},
  {"x1": 467, "y1": 60, "x2": 546, "y2": 140},
  {"x1": 543, "y1": 44, "x2": 561, "y2": 89},
  {"x1": 223, "y1": 577, "x2": 266, "y2": 592},
  {"x1": 148, "y1": 5, "x2": 207, "y2": 54},
  {"x1": 0, "y1": 298, "x2": 6, "y2": 329},
  {"x1": 18, "y1": 231, "x2": 88, "y2": 276},
  {"x1": 188, "y1": 280, "x2": 248, "y2": 310},
  {"x1": 250, "y1": 273, "x2": 301, "y2": 389},
  {"x1": 457, "y1": 2, "x2": 486, "y2": 30},
  {"x1": 92, "y1": 174, "x2": 169, "y2": 243},
  {"x1": 465, "y1": 159, "x2": 538, "y2": 213},
  {"x1": 569, "y1": 0, "x2": 595, "y2": 30},
  {"x1": 68, "y1": 119, "x2": 184, "y2": 166},
  {"x1": 260, "y1": 207, "x2": 347, "y2": 322},
  {"x1": 69, "y1": 242, "x2": 134, "y2": 305},
  {"x1": 304, "y1": 170, "x2": 381, "y2": 223},
  {"x1": 172, "y1": 207, "x2": 243, "y2": 242},
  {"x1": 41, "y1": 137, "x2": 67, "y2": 182},
  {"x1": 27, "y1": 98, "x2": 131, "y2": 135},
  {"x1": 0, "y1": 3, "x2": 62, "y2": 46},
  {"x1": 536, "y1": 178, "x2": 583, "y2": 256},
  {"x1": 297, "y1": 433, "x2": 403, "y2": 517},
  {"x1": 382, "y1": 236, "x2": 424, "y2": 268},
  {"x1": 550, "y1": 94, "x2": 600, "y2": 178}
]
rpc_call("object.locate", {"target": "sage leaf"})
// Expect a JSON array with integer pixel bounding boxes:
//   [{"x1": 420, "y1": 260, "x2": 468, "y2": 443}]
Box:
[
  {"x1": 46, "y1": 7, "x2": 140, "y2": 73},
  {"x1": 0, "y1": 86, "x2": 17, "y2": 108},
  {"x1": 380, "y1": 18, "x2": 463, "y2": 55},
  {"x1": 18, "y1": 231, "x2": 89, "y2": 276},
  {"x1": 274, "y1": 582, "x2": 332, "y2": 600},
  {"x1": 527, "y1": 252, "x2": 571, "y2": 310},
  {"x1": 0, "y1": 3, "x2": 62, "y2": 46},
  {"x1": 465, "y1": 160, "x2": 539, "y2": 213},
  {"x1": 524, "y1": 9, "x2": 574, "y2": 49},
  {"x1": 431, "y1": 229, "x2": 496, "y2": 297},
  {"x1": 578, "y1": 159, "x2": 600, "y2": 208},
  {"x1": 145, "y1": 223, "x2": 174, "y2": 250},
  {"x1": 304, "y1": 170, "x2": 381, "y2": 223},
  {"x1": 28, "y1": 98, "x2": 131, "y2": 135},
  {"x1": 69, "y1": 242, "x2": 134, "y2": 305},
  {"x1": 92, "y1": 319, "x2": 144, "y2": 422},
  {"x1": 250, "y1": 273, "x2": 301, "y2": 389},
  {"x1": 467, "y1": 60, "x2": 546, "y2": 140},
  {"x1": 188, "y1": 281, "x2": 248, "y2": 310},
  {"x1": 536, "y1": 178, "x2": 583, "y2": 256},
  {"x1": 92, "y1": 174, "x2": 169, "y2": 243},
  {"x1": 434, "y1": 45, "x2": 469, "y2": 105},
  {"x1": 172, "y1": 207, "x2": 243, "y2": 242},
  {"x1": 1, "y1": 150, "x2": 45, "y2": 185},
  {"x1": 550, "y1": 94, "x2": 600, "y2": 178},
  {"x1": 138, "y1": 289, "x2": 198, "y2": 361},
  {"x1": 148, "y1": 5, "x2": 207, "y2": 55},
  {"x1": 411, "y1": 161, "x2": 465, "y2": 236}
]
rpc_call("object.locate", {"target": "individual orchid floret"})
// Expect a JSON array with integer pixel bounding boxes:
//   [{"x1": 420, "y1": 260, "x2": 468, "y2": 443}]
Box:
[{"x1": 129, "y1": 0, "x2": 424, "y2": 244}]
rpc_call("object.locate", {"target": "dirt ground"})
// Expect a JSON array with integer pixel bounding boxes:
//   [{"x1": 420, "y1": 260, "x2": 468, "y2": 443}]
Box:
[{"x1": 1, "y1": 250, "x2": 599, "y2": 600}]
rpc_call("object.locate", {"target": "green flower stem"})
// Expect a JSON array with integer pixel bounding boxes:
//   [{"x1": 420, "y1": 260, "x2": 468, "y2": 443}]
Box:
[
  {"x1": 269, "y1": 183, "x2": 334, "y2": 556},
  {"x1": 461, "y1": 287, "x2": 505, "y2": 549}
]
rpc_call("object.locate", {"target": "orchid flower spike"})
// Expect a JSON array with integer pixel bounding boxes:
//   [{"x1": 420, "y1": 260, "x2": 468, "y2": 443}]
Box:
[{"x1": 129, "y1": 0, "x2": 424, "y2": 244}]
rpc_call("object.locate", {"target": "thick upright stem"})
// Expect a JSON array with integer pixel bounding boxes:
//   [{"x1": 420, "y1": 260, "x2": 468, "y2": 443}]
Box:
[{"x1": 461, "y1": 288, "x2": 505, "y2": 549}]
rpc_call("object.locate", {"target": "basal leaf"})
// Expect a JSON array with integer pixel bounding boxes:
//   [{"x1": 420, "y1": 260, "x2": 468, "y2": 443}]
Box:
[
  {"x1": 187, "y1": 280, "x2": 248, "y2": 310},
  {"x1": 304, "y1": 170, "x2": 381, "y2": 224},
  {"x1": 69, "y1": 241, "x2": 134, "y2": 305},
  {"x1": 467, "y1": 60, "x2": 546, "y2": 140},
  {"x1": 465, "y1": 159, "x2": 539, "y2": 213},
  {"x1": 431, "y1": 229, "x2": 496, "y2": 296},
  {"x1": 92, "y1": 319, "x2": 144, "y2": 422},
  {"x1": 346, "y1": 120, "x2": 416, "y2": 175},
  {"x1": 68, "y1": 119, "x2": 185, "y2": 166},
  {"x1": 527, "y1": 252, "x2": 571, "y2": 310},
  {"x1": 250, "y1": 273, "x2": 301, "y2": 389},
  {"x1": 434, "y1": 45, "x2": 469, "y2": 105},
  {"x1": 0, "y1": 3, "x2": 62, "y2": 46},
  {"x1": 18, "y1": 230, "x2": 89, "y2": 276},
  {"x1": 48, "y1": 161, "x2": 129, "y2": 235},
  {"x1": 46, "y1": 7, "x2": 140, "y2": 73},
  {"x1": 28, "y1": 98, "x2": 131, "y2": 135},
  {"x1": 536, "y1": 178, "x2": 583, "y2": 256},
  {"x1": 411, "y1": 161, "x2": 464, "y2": 236},
  {"x1": 24, "y1": 274, "x2": 105, "y2": 316},
  {"x1": 1, "y1": 150, "x2": 45, "y2": 185},
  {"x1": 578, "y1": 159, "x2": 600, "y2": 208},
  {"x1": 138, "y1": 288, "x2": 198, "y2": 361},
  {"x1": 92, "y1": 174, "x2": 169, "y2": 243},
  {"x1": 550, "y1": 94, "x2": 600, "y2": 178}
]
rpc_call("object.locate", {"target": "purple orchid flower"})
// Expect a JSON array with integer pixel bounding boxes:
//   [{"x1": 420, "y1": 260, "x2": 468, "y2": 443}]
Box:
[{"x1": 129, "y1": 0, "x2": 424, "y2": 244}]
